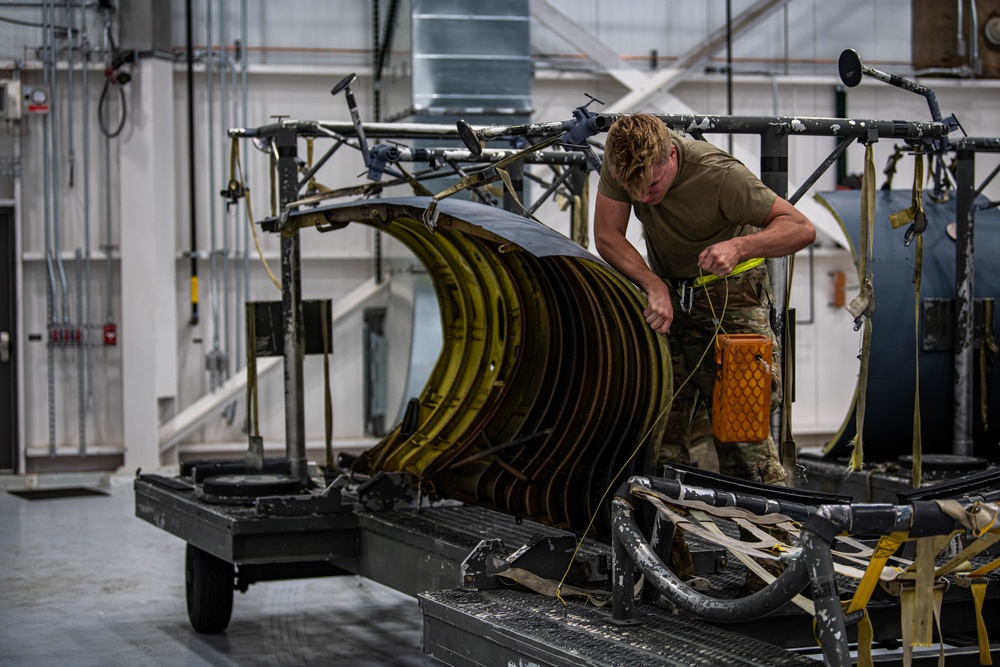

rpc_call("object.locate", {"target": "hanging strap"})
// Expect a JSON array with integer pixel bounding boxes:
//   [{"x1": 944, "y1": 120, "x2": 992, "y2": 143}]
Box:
[
  {"x1": 231, "y1": 138, "x2": 281, "y2": 291},
  {"x1": 972, "y1": 581, "x2": 993, "y2": 665},
  {"x1": 955, "y1": 575, "x2": 995, "y2": 665},
  {"x1": 847, "y1": 141, "x2": 878, "y2": 472},
  {"x1": 424, "y1": 135, "x2": 562, "y2": 229},
  {"x1": 889, "y1": 153, "x2": 926, "y2": 487}
]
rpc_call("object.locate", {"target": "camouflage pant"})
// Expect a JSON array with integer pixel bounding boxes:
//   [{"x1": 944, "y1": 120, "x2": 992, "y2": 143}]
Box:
[{"x1": 656, "y1": 265, "x2": 787, "y2": 485}]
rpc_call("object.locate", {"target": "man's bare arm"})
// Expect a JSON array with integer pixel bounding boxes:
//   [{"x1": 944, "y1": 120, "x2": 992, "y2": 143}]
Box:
[
  {"x1": 594, "y1": 192, "x2": 674, "y2": 335},
  {"x1": 697, "y1": 196, "x2": 816, "y2": 277}
]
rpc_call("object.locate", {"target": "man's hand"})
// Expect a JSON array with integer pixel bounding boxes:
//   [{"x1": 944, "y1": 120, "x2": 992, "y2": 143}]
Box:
[
  {"x1": 644, "y1": 282, "x2": 674, "y2": 335},
  {"x1": 698, "y1": 239, "x2": 742, "y2": 277}
]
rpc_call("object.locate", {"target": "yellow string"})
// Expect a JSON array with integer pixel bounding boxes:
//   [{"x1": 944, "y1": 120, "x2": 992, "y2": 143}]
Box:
[{"x1": 555, "y1": 278, "x2": 730, "y2": 605}]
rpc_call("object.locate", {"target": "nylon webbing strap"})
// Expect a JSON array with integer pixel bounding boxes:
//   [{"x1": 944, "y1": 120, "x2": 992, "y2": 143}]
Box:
[
  {"x1": 971, "y1": 581, "x2": 993, "y2": 665},
  {"x1": 846, "y1": 532, "x2": 908, "y2": 615},
  {"x1": 688, "y1": 509, "x2": 814, "y2": 615},
  {"x1": 424, "y1": 135, "x2": 561, "y2": 228},
  {"x1": 848, "y1": 142, "x2": 877, "y2": 472},
  {"x1": 396, "y1": 162, "x2": 434, "y2": 197},
  {"x1": 914, "y1": 537, "x2": 942, "y2": 646},
  {"x1": 935, "y1": 532, "x2": 1000, "y2": 578},
  {"x1": 496, "y1": 165, "x2": 542, "y2": 224},
  {"x1": 642, "y1": 494, "x2": 787, "y2": 561},
  {"x1": 889, "y1": 153, "x2": 925, "y2": 487},
  {"x1": 664, "y1": 257, "x2": 766, "y2": 289},
  {"x1": 842, "y1": 531, "x2": 905, "y2": 667},
  {"x1": 899, "y1": 585, "x2": 945, "y2": 667},
  {"x1": 496, "y1": 567, "x2": 615, "y2": 607},
  {"x1": 856, "y1": 608, "x2": 875, "y2": 667},
  {"x1": 232, "y1": 138, "x2": 281, "y2": 291}
]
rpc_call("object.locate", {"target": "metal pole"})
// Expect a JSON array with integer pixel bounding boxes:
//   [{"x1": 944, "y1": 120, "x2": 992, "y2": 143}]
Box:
[
  {"x1": 611, "y1": 524, "x2": 637, "y2": 623},
  {"x1": 207, "y1": 0, "x2": 221, "y2": 391},
  {"x1": 102, "y1": 9, "x2": 113, "y2": 327},
  {"x1": 50, "y1": 0, "x2": 68, "y2": 329},
  {"x1": 759, "y1": 125, "x2": 789, "y2": 457},
  {"x1": 43, "y1": 0, "x2": 56, "y2": 456},
  {"x1": 276, "y1": 127, "x2": 307, "y2": 483},
  {"x1": 725, "y1": 0, "x2": 733, "y2": 154},
  {"x1": 65, "y1": 0, "x2": 76, "y2": 189},
  {"x1": 75, "y1": 249, "x2": 85, "y2": 455},
  {"x1": 220, "y1": 0, "x2": 231, "y2": 382},
  {"x1": 80, "y1": 0, "x2": 92, "y2": 406},
  {"x1": 185, "y1": 0, "x2": 199, "y2": 325},
  {"x1": 953, "y1": 148, "x2": 975, "y2": 455},
  {"x1": 240, "y1": 0, "x2": 249, "y2": 374}
]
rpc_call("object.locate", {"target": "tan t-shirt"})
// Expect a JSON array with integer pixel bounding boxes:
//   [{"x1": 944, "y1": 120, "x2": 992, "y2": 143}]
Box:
[{"x1": 598, "y1": 130, "x2": 776, "y2": 279}]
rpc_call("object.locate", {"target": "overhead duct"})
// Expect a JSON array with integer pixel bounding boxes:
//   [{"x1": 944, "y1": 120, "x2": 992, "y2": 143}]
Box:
[
  {"x1": 411, "y1": 0, "x2": 532, "y2": 117},
  {"x1": 301, "y1": 197, "x2": 673, "y2": 535}
]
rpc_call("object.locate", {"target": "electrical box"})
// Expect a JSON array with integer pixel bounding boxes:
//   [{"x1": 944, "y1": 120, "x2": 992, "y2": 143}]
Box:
[{"x1": 0, "y1": 80, "x2": 22, "y2": 120}]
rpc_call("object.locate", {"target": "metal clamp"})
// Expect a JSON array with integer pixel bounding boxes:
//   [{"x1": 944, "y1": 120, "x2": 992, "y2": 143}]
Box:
[{"x1": 677, "y1": 280, "x2": 695, "y2": 314}]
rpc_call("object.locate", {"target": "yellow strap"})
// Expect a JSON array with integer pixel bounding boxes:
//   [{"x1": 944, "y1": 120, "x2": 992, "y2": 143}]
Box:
[
  {"x1": 890, "y1": 154, "x2": 925, "y2": 487},
  {"x1": 932, "y1": 587, "x2": 945, "y2": 667},
  {"x1": 846, "y1": 532, "x2": 907, "y2": 614},
  {"x1": 902, "y1": 586, "x2": 916, "y2": 667},
  {"x1": 849, "y1": 142, "x2": 877, "y2": 473},
  {"x1": 935, "y1": 531, "x2": 1000, "y2": 578},
  {"x1": 496, "y1": 165, "x2": 543, "y2": 224},
  {"x1": 667, "y1": 257, "x2": 766, "y2": 289},
  {"x1": 913, "y1": 537, "x2": 935, "y2": 647},
  {"x1": 969, "y1": 554, "x2": 1000, "y2": 578},
  {"x1": 855, "y1": 607, "x2": 875, "y2": 667},
  {"x1": 971, "y1": 581, "x2": 993, "y2": 665}
]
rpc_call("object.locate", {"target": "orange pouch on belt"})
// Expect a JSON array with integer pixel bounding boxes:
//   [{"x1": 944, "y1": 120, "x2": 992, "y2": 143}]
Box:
[{"x1": 711, "y1": 334, "x2": 772, "y2": 443}]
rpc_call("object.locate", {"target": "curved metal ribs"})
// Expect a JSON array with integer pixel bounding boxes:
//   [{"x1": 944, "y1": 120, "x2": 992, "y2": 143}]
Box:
[{"x1": 308, "y1": 197, "x2": 673, "y2": 533}]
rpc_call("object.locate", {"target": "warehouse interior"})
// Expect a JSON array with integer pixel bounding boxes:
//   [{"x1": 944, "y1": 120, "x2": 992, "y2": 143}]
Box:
[{"x1": 2, "y1": 1, "x2": 1000, "y2": 665}]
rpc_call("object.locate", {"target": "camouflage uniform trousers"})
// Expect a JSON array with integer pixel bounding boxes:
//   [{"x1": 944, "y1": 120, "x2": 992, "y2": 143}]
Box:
[{"x1": 656, "y1": 265, "x2": 787, "y2": 485}]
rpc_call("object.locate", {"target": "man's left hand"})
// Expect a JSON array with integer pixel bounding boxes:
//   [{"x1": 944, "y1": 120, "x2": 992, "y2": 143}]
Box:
[{"x1": 698, "y1": 240, "x2": 741, "y2": 277}]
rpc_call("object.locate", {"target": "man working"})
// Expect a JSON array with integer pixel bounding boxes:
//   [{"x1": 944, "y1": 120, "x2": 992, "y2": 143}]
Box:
[{"x1": 594, "y1": 114, "x2": 815, "y2": 485}]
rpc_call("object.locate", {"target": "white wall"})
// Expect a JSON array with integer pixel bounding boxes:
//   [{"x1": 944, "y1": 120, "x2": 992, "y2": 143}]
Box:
[{"x1": 4, "y1": 0, "x2": 998, "y2": 470}]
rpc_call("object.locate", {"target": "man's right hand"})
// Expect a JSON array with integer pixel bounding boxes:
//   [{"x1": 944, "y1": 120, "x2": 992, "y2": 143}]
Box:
[{"x1": 643, "y1": 282, "x2": 674, "y2": 335}]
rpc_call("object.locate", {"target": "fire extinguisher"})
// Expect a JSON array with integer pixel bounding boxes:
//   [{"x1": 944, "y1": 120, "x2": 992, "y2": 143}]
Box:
[{"x1": 103, "y1": 322, "x2": 117, "y2": 346}]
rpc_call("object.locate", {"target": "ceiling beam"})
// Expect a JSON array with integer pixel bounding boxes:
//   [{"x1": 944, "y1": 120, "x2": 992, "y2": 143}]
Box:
[{"x1": 607, "y1": 0, "x2": 791, "y2": 112}]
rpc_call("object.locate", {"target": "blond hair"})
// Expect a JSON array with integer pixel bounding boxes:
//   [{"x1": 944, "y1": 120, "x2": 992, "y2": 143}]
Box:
[{"x1": 604, "y1": 114, "x2": 672, "y2": 201}]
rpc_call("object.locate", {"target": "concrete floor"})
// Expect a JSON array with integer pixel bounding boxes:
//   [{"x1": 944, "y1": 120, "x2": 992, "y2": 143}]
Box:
[{"x1": 0, "y1": 475, "x2": 438, "y2": 667}]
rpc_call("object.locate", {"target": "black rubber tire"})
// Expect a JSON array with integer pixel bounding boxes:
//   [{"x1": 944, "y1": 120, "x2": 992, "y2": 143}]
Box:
[{"x1": 185, "y1": 544, "x2": 234, "y2": 633}]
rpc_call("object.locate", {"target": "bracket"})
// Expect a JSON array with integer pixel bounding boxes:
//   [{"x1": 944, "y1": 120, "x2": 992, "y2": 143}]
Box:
[
  {"x1": 460, "y1": 538, "x2": 506, "y2": 590},
  {"x1": 356, "y1": 471, "x2": 416, "y2": 511}
]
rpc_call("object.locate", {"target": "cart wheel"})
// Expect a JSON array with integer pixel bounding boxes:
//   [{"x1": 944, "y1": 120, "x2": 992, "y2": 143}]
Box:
[{"x1": 185, "y1": 544, "x2": 234, "y2": 633}]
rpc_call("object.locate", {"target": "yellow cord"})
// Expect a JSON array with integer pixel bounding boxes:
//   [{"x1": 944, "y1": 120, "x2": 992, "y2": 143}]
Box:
[{"x1": 554, "y1": 277, "x2": 730, "y2": 605}]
